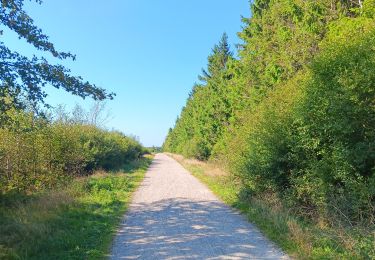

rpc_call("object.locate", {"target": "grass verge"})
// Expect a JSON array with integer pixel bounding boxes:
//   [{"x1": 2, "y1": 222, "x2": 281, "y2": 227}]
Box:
[
  {"x1": 168, "y1": 153, "x2": 374, "y2": 260},
  {"x1": 0, "y1": 155, "x2": 153, "y2": 260}
]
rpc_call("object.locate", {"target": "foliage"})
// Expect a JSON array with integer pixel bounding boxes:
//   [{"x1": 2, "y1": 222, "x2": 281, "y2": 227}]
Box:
[
  {"x1": 172, "y1": 154, "x2": 375, "y2": 259},
  {"x1": 164, "y1": 0, "x2": 375, "y2": 253},
  {"x1": 0, "y1": 108, "x2": 144, "y2": 194},
  {"x1": 146, "y1": 146, "x2": 162, "y2": 153},
  {"x1": 0, "y1": 0, "x2": 114, "y2": 117},
  {"x1": 229, "y1": 16, "x2": 375, "y2": 222},
  {"x1": 289, "y1": 17, "x2": 375, "y2": 221},
  {"x1": 0, "y1": 156, "x2": 152, "y2": 259},
  {"x1": 163, "y1": 33, "x2": 235, "y2": 160}
]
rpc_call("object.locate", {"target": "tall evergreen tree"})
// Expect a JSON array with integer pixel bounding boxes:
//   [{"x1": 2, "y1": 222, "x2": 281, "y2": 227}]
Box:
[
  {"x1": 198, "y1": 33, "x2": 233, "y2": 84},
  {"x1": 164, "y1": 33, "x2": 234, "y2": 159},
  {"x1": 164, "y1": 1, "x2": 375, "y2": 234}
]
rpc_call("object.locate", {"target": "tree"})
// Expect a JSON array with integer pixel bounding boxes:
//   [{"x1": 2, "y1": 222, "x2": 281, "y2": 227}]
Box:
[
  {"x1": 198, "y1": 33, "x2": 233, "y2": 84},
  {"x1": 0, "y1": 0, "x2": 114, "y2": 115},
  {"x1": 164, "y1": 33, "x2": 234, "y2": 159}
]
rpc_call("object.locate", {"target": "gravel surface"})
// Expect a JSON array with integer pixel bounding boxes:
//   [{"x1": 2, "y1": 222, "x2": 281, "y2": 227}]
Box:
[{"x1": 110, "y1": 153, "x2": 289, "y2": 259}]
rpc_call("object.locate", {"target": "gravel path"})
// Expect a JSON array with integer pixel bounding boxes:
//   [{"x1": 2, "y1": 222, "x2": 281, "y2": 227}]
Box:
[{"x1": 110, "y1": 153, "x2": 288, "y2": 259}]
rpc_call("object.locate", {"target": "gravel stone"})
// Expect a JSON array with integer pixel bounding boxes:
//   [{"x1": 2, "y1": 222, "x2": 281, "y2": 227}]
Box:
[{"x1": 110, "y1": 153, "x2": 289, "y2": 259}]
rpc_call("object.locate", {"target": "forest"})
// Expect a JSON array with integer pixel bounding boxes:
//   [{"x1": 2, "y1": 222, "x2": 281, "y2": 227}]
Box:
[
  {"x1": 1, "y1": 0, "x2": 375, "y2": 258},
  {"x1": 164, "y1": 0, "x2": 375, "y2": 257}
]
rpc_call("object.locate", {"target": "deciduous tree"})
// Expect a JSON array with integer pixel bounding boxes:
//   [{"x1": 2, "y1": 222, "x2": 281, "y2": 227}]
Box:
[{"x1": 0, "y1": 0, "x2": 114, "y2": 116}]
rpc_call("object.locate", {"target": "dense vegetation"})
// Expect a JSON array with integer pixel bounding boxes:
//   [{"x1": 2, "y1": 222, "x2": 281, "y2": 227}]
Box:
[
  {"x1": 0, "y1": 0, "x2": 145, "y2": 194},
  {"x1": 164, "y1": 0, "x2": 375, "y2": 257},
  {"x1": 0, "y1": 107, "x2": 145, "y2": 194},
  {"x1": 0, "y1": 1, "x2": 149, "y2": 258},
  {"x1": 171, "y1": 154, "x2": 374, "y2": 259},
  {"x1": 0, "y1": 157, "x2": 152, "y2": 259}
]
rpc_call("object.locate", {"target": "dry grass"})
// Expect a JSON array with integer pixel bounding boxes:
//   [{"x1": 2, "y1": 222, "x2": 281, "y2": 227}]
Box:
[
  {"x1": 287, "y1": 219, "x2": 313, "y2": 257},
  {"x1": 167, "y1": 153, "x2": 227, "y2": 177},
  {"x1": 168, "y1": 153, "x2": 375, "y2": 260},
  {"x1": 0, "y1": 157, "x2": 153, "y2": 259}
]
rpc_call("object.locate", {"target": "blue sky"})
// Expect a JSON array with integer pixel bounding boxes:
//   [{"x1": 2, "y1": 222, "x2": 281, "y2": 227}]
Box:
[{"x1": 3, "y1": 0, "x2": 250, "y2": 146}]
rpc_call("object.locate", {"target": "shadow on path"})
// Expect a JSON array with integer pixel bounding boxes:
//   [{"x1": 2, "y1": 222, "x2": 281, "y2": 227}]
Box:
[{"x1": 111, "y1": 198, "x2": 285, "y2": 259}]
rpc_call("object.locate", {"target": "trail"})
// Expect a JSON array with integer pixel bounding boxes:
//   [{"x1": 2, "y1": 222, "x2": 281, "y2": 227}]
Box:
[{"x1": 110, "y1": 153, "x2": 288, "y2": 259}]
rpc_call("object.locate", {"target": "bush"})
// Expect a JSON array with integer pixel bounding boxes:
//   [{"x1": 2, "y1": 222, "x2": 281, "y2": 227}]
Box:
[
  {"x1": 226, "y1": 74, "x2": 304, "y2": 194},
  {"x1": 227, "y1": 17, "x2": 375, "y2": 224},
  {"x1": 289, "y1": 18, "x2": 375, "y2": 222},
  {"x1": 0, "y1": 109, "x2": 144, "y2": 194}
]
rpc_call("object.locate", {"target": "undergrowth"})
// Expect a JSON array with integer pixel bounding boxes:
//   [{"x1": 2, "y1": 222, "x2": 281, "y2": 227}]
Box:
[
  {"x1": 0, "y1": 156, "x2": 152, "y2": 260},
  {"x1": 170, "y1": 154, "x2": 375, "y2": 260}
]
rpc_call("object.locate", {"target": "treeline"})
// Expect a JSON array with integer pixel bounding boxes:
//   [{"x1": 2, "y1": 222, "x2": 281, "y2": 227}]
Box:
[
  {"x1": 164, "y1": 0, "x2": 375, "y2": 227},
  {"x1": 0, "y1": 106, "x2": 145, "y2": 194}
]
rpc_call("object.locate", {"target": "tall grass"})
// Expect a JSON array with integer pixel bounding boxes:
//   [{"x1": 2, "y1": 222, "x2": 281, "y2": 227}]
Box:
[
  {"x1": 0, "y1": 106, "x2": 150, "y2": 258},
  {"x1": 0, "y1": 156, "x2": 152, "y2": 259},
  {"x1": 169, "y1": 154, "x2": 375, "y2": 259}
]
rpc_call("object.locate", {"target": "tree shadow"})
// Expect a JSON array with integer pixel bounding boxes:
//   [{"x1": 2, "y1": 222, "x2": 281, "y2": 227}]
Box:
[{"x1": 110, "y1": 198, "x2": 286, "y2": 259}]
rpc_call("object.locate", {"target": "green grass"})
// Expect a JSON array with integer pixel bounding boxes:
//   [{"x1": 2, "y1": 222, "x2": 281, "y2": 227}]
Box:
[
  {"x1": 0, "y1": 156, "x2": 153, "y2": 260},
  {"x1": 172, "y1": 154, "x2": 374, "y2": 260}
]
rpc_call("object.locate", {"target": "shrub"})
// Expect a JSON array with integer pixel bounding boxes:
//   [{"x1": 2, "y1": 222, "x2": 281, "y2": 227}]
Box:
[
  {"x1": 289, "y1": 18, "x2": 375, "y2": 222},
  {"x1": 0, "y1": 110, "x2": 144, "y2": 194},
  {"x1": 226, "y1": 17, "x2": 375, "y2": 224}
]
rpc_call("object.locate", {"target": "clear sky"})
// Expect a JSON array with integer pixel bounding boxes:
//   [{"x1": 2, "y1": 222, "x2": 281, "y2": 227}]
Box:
[{"x1": 3, "y1": 0, "x2": 250, "y2": 147}]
